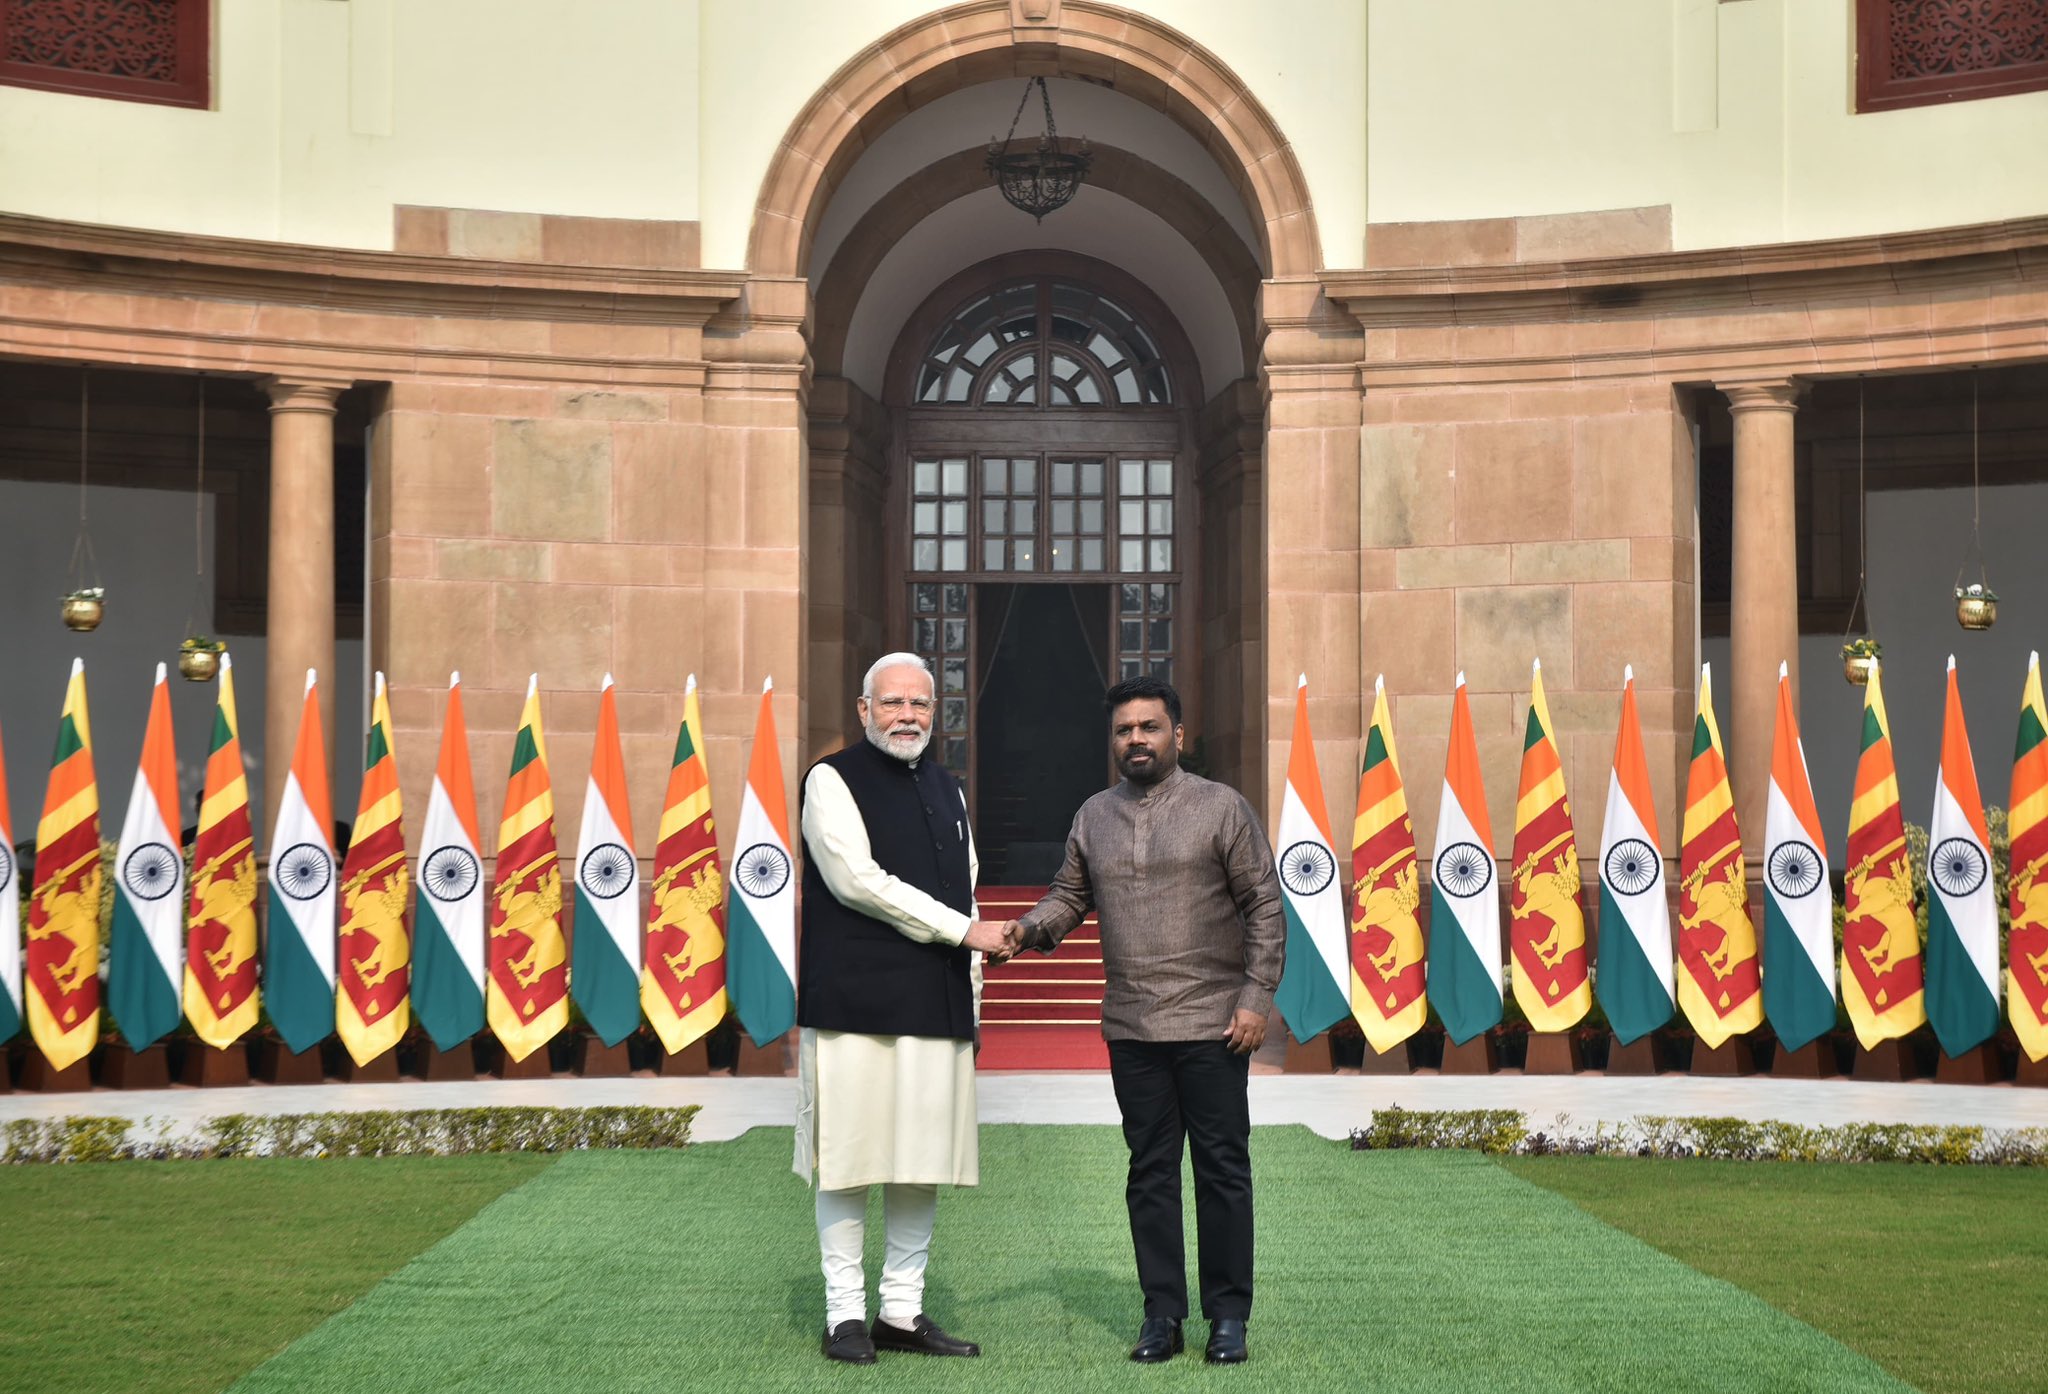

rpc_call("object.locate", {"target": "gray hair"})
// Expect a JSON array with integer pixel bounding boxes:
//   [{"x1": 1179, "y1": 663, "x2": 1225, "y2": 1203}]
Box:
[{"x1": 861, "y1": 652, "x2": 933, "y2": 700}]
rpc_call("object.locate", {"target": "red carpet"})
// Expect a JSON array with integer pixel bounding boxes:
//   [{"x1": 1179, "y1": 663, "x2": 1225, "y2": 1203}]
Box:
[{"x1": 976, "y1": 887, "x2": 1108, "y2": 1069}]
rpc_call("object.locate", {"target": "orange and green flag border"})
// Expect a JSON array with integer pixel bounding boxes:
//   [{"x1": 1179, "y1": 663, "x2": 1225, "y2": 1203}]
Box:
[
  {"x1": 185, "y1": 651, "x2": 260, "y2": 1049},
  {"x1": 1509, "y1": 657, "x2": 1590, "y2": 1033},
  {"x1": 1675, "y1": 663, "x2": 1762, "y2": 1049},
  {"x1": 1349, "y1": 675, "x2": 1426, "y2": 1055},
  {"x1": 337, "y1": 671, "x2": 411, "y2": 1068},
  {"x1": 27, "y1": 657, "x2": 101, "y2": 1071},
  {"x1": 1840, "y1": 660, "x2": 1927, "y2": 1050},
  {"x1": 487, "y1": 675, "x2": 569, "y2": 1062},
  {"x1": 2009, "y1": 651, "x2": 2048, "y2": 1062},
  {"x1": 642, "y1": 673, "x2": 729, "y2": 1055}
]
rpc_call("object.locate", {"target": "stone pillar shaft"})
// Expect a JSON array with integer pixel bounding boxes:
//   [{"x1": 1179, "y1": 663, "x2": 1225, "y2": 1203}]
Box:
[
  {"x1": 1723, "y1": 380, "x2": 1802, "y2": 851},
  {"x1": 262, "y1": 377, "x2": 346, "y2": 841}
]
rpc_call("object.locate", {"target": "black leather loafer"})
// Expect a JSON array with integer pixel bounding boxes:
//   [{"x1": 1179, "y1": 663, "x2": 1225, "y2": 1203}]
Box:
[
  {"x1": 1129, "y1": 1316, "x2": 1184, "y2": 1363},
  {"x1": 871, "y1": 1313, "x2": 981, "y2": 1357},
  {"x1": 1205, "y1": 1318, "x2": 1248, "y2": 1364},
  {"x1": 823, "y1": 1319, "x2": 877, "y2": 1364}
]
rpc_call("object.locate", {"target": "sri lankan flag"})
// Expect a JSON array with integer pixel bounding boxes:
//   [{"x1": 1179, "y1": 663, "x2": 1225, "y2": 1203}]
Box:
[
  {"x1": 2008, "y1": 651, "x2": 2048, "y2": 1062},
  {"x1": 337, "y1": 672, "x2": 410, "y2": 1068},
  {"x1": 1840, "y1": 660, "x2": 1926, "y2": 1049},
  {"x1": 0, "y1": 713, "x2": 21, "y2": 1043},
  {"x1": 642, "y1": 674, "x2": 728, "y2": 1054},
  {"x1": 1509, "y1": 658, "x2": 1589, "y2": 1032},
  {"x1": 186, "y1": 652, "x2": 259, "y2": 1048},
  {"x1": 1675, "y1": 663, "x2": 1761, "y2": 1048},
  {"x1": 1349, "y1": 676, "x2": 1425, "y2": 1054},
  {"x1": 27, "y1": 658, "x2": 101, "y2": 1071},
  {"x1": 488, "y1": 676, "x2": 568, "y2": 1062}
]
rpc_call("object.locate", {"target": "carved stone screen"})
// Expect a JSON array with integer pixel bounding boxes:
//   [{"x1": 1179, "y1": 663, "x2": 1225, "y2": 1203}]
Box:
[
  {"x1": 0, "y1": 0, "x2": 209, "y2": 109},
  {"x1": 1857, "y1": 0, "x2": 2048, "y2": 112}
]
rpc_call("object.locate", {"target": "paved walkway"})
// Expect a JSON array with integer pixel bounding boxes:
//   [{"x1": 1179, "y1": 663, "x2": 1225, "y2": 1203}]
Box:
[{"x1": 3, "y1": 1072, "x2": 2044, "y2": 1144}]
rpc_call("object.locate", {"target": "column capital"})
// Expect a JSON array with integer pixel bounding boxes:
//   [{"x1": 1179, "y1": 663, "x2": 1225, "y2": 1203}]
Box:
[
  {"x1": 262, "y1": 374, "x2": 351, "y2": 413},
  {"x1": 1719, "y1": 378, "x2": 1806, "y2": 413}
]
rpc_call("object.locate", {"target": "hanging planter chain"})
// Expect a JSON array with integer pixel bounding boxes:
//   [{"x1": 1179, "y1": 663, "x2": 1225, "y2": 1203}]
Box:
[{"x1": 1954, "y1": 371, "x2": 1997, "y2": 629}]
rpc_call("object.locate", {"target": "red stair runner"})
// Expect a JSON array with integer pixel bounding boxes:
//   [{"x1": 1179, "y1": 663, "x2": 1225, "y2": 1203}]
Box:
[{"x1": 976, "y1": 886, "x2": 1107, "y2": 1069}]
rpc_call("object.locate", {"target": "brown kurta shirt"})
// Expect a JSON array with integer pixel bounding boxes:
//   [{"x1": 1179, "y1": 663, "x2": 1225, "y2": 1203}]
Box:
[{"x1": 1016, "y1": 766, "x2": 1285, "y2": 1041}]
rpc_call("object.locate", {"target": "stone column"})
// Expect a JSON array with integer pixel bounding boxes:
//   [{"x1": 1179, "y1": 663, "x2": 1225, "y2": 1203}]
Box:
[
  {"x1": 1722, "y1": 380, "x2": 1802, "y2": 851},
  {"x1": 262, "y1": 375, "x2": 347, "y2": 840}
]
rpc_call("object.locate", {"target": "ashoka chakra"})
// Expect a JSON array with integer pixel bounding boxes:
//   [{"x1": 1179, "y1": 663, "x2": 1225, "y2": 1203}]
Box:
[
  {"x1": 1766, "y1": 840, "x2": 1824, "y2": 900},
  {"x1": 1930, "y1": 837, "x2": 1988, "y2": 899},
  {"x1": 1279, "y1": 840, "x2": 1336, "y2": 897},
  {"x1": 421, "y1": 846, "x2": 480, "y2": 903},
  {"x1": 0, "y1": 842, "x2": 15, "y2": 891},
  {"x1": 274, "y1": 842, "x2": 333, "y2": 901},
  {"x1": 1603, "y1": 838, "x2": 1660, "y2": 897},
  {"x1": 735, "y1": 843, "x2": 791, "y2": 899},
  {"x1": 579, "y1": 842, "x2": 637, "y2": 900},
  {"x1": 1433, "y1": 841, "x2": 1494, "y2": 899},
  {"x1": 121, "y1": 842, "x2": 182, "y2": 901}
]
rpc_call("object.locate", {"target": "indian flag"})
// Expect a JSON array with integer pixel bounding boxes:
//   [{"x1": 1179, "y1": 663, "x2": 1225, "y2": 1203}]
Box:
[
  {"x1": 0, "y1": 715, "x2": 18, "y2": 1043},
  {"x1": 28, "y1": 658, "x2": 101, "y2": 1072},
  {"x1": 185, "y1": 652, "x2": 260, "y2": 1050},
  {"x1": 1349, "y1": 676, "x2": 1426, "y2": 1055},
  {"x1": 336, "y1": 672, "x2": 410, "y2": 1068},
  {"x1": 728, "y1": 678, "x2": 795, "y2": 1049},
  {"x1": 1595, "y1": 666, "x2": 1674, "y2": 1045},
  {"x1": 1675, "y1": 664, "x2": 1761, "y2": 1049},
  {"x1": 642, "y1": 674, "x2": 728, "y2": 1054},
  {"x1": 1925, "y1": 656, "x2": 1999, "y2": 1059},
  {"x1": 108, "y1": 665, "x2": 185, "y2": 1050},
  {"x1": 488, "y1": 676, "x2": 569, "y2": 1063},
  {"x1": 1762, "y1": 662, "x2": 1837, "y2": 1053},
  {"x1": 266, "y1": 670, "x2": 337, "y2": 1056},
  {"x1": 1273, "y1": 675, "x2": 1351, "y2": 1043},
  {"x1": 413, "y1": 673, "x2": 486, "y2": 1053},
  {"x1": 1509, "y1": 658, "x2": 1590, "y2": 1033},
  {"x1": 1427, "y1": 673, "x2": 1502, "y2": 1046},
  {"x1": 570, "y1": 675, "x2": 642, "y2": 1047},
  {"x1": 2008, "y1": 652, "x2": 2048, "y2": 1063},
  {"x1": 1841, "y1": 660, "x2": 1926, "y2": 1049}
]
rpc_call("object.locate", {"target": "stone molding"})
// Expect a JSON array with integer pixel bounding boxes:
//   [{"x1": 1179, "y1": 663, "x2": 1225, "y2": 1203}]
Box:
[
  {"x1": 262, "y1": 375, "x2": 352, "y2": 411},
  {"x1": 1720, "y1": 381, "x2": 1806, "y2": 414}
]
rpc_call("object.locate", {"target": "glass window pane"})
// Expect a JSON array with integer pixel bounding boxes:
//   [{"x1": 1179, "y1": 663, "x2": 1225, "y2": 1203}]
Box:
[
  {"x1": 1080, "y1": 461, "x2": 1104, "y2": 495},
  {"x1": 1149, "y1": 583, "x2": 1172, "y2": 614},
  {"x1": 943, "y1": 657, "x2": 967, "y2": 693},
  {"x1": 1150, "y1": 618, "x2": 1172, "y2": 650},
  {"x1": 984, "y1": 458, "x2": 1008, "y2": 495},
  {"x1": 942, "y1": 501, "x2": 968, "y2": 535},
  {"x1": 1012, "y1": 500, "x2": 1036, "y2": 534},
  {"x1": 1121, "y1": 584, "x2": 1145, "y2": 614},
  {"x1": 942, "y1": 539, "x2": 967, "y2": 571},
  {"x1": 1013, "y1": 458, "x2": 1036, "y2": 493},
  {"x1": 1119, "y1": 500, "x2": 1144, "y2": 536},
  {"x1": 944, "y1": 583, "x2": 969, "y2": 614},
  {"x1": 914, "y1": 460, "x2": 938, "y2": 495},
  {"x1": 1148, "y1": 500, "x2": 1173, "y2": 534},
  {"x1": 942, "y1": 459, "x2": 968, "y2": 496},
  {"x1": 984, "y1": 540, "x2": 1006, "y2": 571},
  {"x1": 1051, "y1": 500, "x2": 1074, "y2": 533},
  {"x1": 1012, "y1": 539, "x2": 1034, "y2": 570},
  {"x1": 1077, "y1": 374, "x2": 1102, "y2": 404},
  {"x1": 1120, "y1": 540, "x2": 1144, "y2": 572},
  {"x1": 1113, "y1": 369, "x2": 1139, "y2": 403},
  {"x1": 913, "y1": 540, "x2": 939, "y2": 571},
  {"x1": 984, "y1": 500, "x2": 1006, "y2": 535},
  {"x1": 945, "y1": 737, "x2": 968, "y2": 772},
  {"x1": 1149, "y1": 539, "x2": 1173, "y2": 572},
  {"x1": 1081, "y1": 538, "x2": 1104, "y2": 571},
  {"x1": 1120, "y1": 619, "x2": 1143, "y2": 651},
  {"x1": 914, "y1": 584, "x2": 939, "y2": 614},
  {"x1": 1080, "y1": 500, "x2": 1104, "y2": 533},
  {"x1": 915, "y1": 618, "x2": 938, "y2": 651},
  {"x1": 1150, "y1": 460, "x2": 1174, "y2": 495},
  {"x1": 1052, "y1": 460, "x2": 1074, "y2": 495},
  {"x1": 1150, "y1": 658, "x2": 1172, "y2": 683},
  {"x1": 943, "y1": 619, "x2": 967, "y2": 653},
  {"x1": 985, "y1": 375, "x2": 1012, "y2": 405},
  {"x1": 914, "y1": 502, "x2": 937, "y2": 534},
  {"x1": 944, "y1": 697, "x2": 968, "y2": 732},
  {"x1": 945, "y1": 366, "x2": 972, "y2": 403},
  {"x1": 1121, "y1": 658, "x2": 1142, "y2": 680},
  {"x1": 963, "y1": 331, "x2": 998, "y2": 367},
  {"x1": 1120, "y1": 460, "x2": 1145, "y2": 495},
  {"x1": 1050, "y1": 539, "x2": 1075, "y2": 572},
  {"x1": 1015, "y1": 382, "x2": 1036, "y2": 404}
]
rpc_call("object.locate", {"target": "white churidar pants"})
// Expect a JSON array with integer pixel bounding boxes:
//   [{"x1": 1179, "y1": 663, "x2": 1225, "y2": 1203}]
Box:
[{"x1": 815, "y1": 1182, "x2": 938, "y2": 1329}]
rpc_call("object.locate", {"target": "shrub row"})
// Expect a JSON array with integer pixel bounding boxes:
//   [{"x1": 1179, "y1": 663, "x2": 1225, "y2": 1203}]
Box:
[
  {"x1": 0, "y1": 1105, "x2": 699, "y2": 1164},
  {"x1": 1350, "y1": 1106, "x2": 2048, "y2": 1165}
]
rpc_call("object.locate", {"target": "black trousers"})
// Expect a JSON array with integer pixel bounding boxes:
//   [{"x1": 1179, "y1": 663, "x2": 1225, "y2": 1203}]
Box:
[{"x1": 1106, "y1": 1038, "x2": 1253, "y2": 1322}]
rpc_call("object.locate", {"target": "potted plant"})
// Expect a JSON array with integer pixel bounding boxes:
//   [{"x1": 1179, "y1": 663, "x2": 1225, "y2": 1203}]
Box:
[
  {"x1": 61, "y1": 586, "x2": 105, "y2": 632},
  {"x1": 1840, "y1": 636, "x2": 1881, "y2": 686},
  {"x1": 178, "y1": 635, "x2": 225, "y2": 682},
  {"x1": 1956, "y1": 582, "x2": 1998, "y2": 631}
]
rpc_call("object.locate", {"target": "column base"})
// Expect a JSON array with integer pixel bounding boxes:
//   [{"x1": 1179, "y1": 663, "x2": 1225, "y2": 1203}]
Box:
[{"x1": 1522, "y1": 1032, "x2": 1585, "y2": 1075}]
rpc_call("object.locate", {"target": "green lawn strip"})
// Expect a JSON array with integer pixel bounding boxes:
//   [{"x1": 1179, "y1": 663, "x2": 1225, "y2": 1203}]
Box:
[
  {"x1": 236, "y1": 1126, "x2": 1903, "y2": 1394},
  {"x1": 0, "y1": 1152, "x2": 557, "y2": 1394},
  {"x1": 1502, "y1": 1155, "x2": 2048, "y2": 1394}
]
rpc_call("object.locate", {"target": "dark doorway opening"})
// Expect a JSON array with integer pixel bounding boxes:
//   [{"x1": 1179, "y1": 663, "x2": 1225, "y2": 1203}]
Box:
[{"x1": 974, "y1": 583, "x2": 1111, "y2": 882}]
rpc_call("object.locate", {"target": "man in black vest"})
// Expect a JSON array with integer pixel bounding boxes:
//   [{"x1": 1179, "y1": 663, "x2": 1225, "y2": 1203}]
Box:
[{"x1": 795, "y1": 652, "x2": 1014, "y2": 1365}]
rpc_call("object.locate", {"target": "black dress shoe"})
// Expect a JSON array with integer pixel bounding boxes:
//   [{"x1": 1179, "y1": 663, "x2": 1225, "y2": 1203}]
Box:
[
  {"x1": 870, "y1": 1313, "x2": 981, "y2": 1357},
  {"x1": 1205, "y1": 1318, "x2": 1248, "y2": 1364},
  {"x1": 1129, "y1": 1316, "x2": 1184, "y2": 1363},
  {"x1": 823, "y1": 1319, "x2": 876, "y2": 1364}
]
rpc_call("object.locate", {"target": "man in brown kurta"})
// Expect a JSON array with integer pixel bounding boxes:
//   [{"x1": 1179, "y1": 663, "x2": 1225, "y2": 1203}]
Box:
[{"x1": 1010, "y1": 675, "x2": 1284, "y2": 1366}]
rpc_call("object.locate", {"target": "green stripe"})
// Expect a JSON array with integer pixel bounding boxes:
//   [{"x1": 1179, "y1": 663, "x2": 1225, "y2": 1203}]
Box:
[
  {"x1": 412, "y1": 898, "x2": 484, "y2": 1052},
  {"x1": 0, "y1": 968, "x2": 20, "y2": 1042},
  {"x1": 508, "y1": 726, "x2": 540, "y2": 776},
  {"x1": 266, "y1": 887, "x2": 334, "y2": 1056},
  {"x1": 365, "y1": 724, "x2": 389, "y2": 768},
  {"x1": 108, "y1": 891, "x2": 181, "y2": 1050},
  {"x1": 1426, "y1": 888, "x2": 1502, "y2": 1045},
  {"x1": 1761, "y1": 890, "x2": 1836, "y2": 1053},
  {"x1": 725, "y1": 894, "x2": 794, "y2": 1049},
  {"x1": 49, "y1": 714, "x2": 83, "y2": 765},
  {"x1": 2017, "y1": 705, "x2": 2046, "y2": 759},
  {"x1": 671, "y1": 721, "x2": 696, "y2": 766},
  {"x1": 1595, "y1": 882, "x2": 1674, "y2": 1044},
  {"x1": 1522, "y1": 703, "x2": 1545, "y2": 752},
  {"x1": 1690, "y1": 712, "x2": 1712, "y2": 759},
  {"x1": 211, "y1": 706, "x2": 233, "y2": 753},
  {"x1": 569, "y1": 888, "x2": 642, "y2": 1047},
  {"x1": 1924, "y1": 890, "x2": 1999, "y2": 1059},
  {"x1": 1860, "y1": 704, "x2": 1884, "y2": 752},
  {"x1": 1274, "y1": 898, "x2": 1351, "y2": 1042}
]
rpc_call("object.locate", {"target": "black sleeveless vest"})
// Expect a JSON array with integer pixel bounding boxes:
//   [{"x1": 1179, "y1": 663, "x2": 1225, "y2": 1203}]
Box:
[{"x1": 797, "y1": 738, "x2": 975, "y2": 1040}]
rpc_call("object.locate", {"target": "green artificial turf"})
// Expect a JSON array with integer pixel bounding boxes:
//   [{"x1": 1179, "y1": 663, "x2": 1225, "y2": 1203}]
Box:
[
  {"x1": 1503, "y1": 1155, "x2": 2048, "y2": 1394},
  {"x1": 234, "y1": 1127, "x2": 1904, "y2": 1394},
  {"x1": 0, "y1": 1152, "x2": 556, "y2": 1394}
]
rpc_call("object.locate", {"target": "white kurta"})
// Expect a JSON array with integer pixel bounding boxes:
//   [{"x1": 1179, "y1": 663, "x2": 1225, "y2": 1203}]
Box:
[{"x1": 793, "y1": 758, "x2": 982, "y2": 1191}]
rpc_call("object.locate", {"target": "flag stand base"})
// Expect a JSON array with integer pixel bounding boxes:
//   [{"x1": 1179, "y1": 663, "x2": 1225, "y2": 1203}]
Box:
[
  {"x1": 1851, "y1": 1039, "x2": 1915, "y2": 1081},
  {"x1": 100, "y1": 1043, "x2": 170, "y2": 1089},
  {"x1": 1439, "y1": 1035, "x2": 1497, "y2": 1075},
  {"x1": 658, "y1": 1039, "x2": 710, "y2": 1076},
  {"x1": 1522, "y1": 1032, "x2": 1583, "y2": 1074},
  {"x1": 1689, "y1": 1038, "x2": 1756, "y2": 1077},
  {"x1": 17, "y1": 1053, "x2": 90, "y2": 1092},
  {"x1": 1933, "y1": 1043, "x2": 2002, "y2": 1085},
  {"x1": 735, "y1": 1035, "x2": 790, "y2": 1076},
  {"x1": 411, "y1": 1042, "x2": 476, "y2": 1081},
  {"x1": 347, "y1": 1050, "x2": 401, "y2": 1083},
  {"x1": 1282, "y1": 1035, "x2": 1331, "y2": 1073},
  {"x1": 1769, "y1": 1041, "x2": 1832, "y2": 1079},
  {"x1": 258, "y1": 1039, "x2": 326, "y2": 1084},
  {"x1": 495, "y1": 1044, "x2": 555, "y2": 1079},
  {"x1": 1357, "y1": 1040, "x2": 1412, "y2": 1074},
  {"x1": 2016, "y1": 1051, "x2": 2048, "y2": 1087},
  {"x1": 1602, "y1": 1034, "x2": 1661, "y2": 1075},
  {"x1": 180, "y1": 1042, "x2": 251, "y2": 1087},
  {"x1": 577, "y1": 1037, "x2": 632, "y2": 1077}
]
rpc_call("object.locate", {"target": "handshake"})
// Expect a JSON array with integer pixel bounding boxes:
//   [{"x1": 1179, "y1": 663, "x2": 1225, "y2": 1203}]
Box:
[{"x1": 964, "y1": 919, "x2": 1028, "y2": 963}]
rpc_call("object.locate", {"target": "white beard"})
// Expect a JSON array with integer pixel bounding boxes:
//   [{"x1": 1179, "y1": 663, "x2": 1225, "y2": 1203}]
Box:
[{"x1": 865, "y1": 720, "x2": 932, "y2": 763}]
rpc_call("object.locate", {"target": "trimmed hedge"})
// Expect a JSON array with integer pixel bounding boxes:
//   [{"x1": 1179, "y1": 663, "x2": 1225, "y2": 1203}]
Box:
[
  {"x1": 1350, "y1": 1106, "x2": 2048, "y2": 1165},
  {"x1": 0, "y1": 1105, "x2": 699, "y2": 1164}
]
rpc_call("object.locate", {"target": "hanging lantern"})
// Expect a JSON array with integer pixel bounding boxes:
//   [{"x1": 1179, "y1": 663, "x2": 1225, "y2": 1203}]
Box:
[{"x1": 986, "y1": 77, "x2": 1091, "y2": 221}]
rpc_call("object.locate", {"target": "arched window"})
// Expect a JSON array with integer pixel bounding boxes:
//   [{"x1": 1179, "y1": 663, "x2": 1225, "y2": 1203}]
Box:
[{"x1": 913, "y1": 280, "x2": 1174, "y2": 408}]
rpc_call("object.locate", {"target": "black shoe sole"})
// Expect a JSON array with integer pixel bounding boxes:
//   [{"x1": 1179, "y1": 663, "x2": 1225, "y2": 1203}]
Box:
[{"x1": 1130, "y1": 1336, "x2": 1185, "y2": 1363}]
